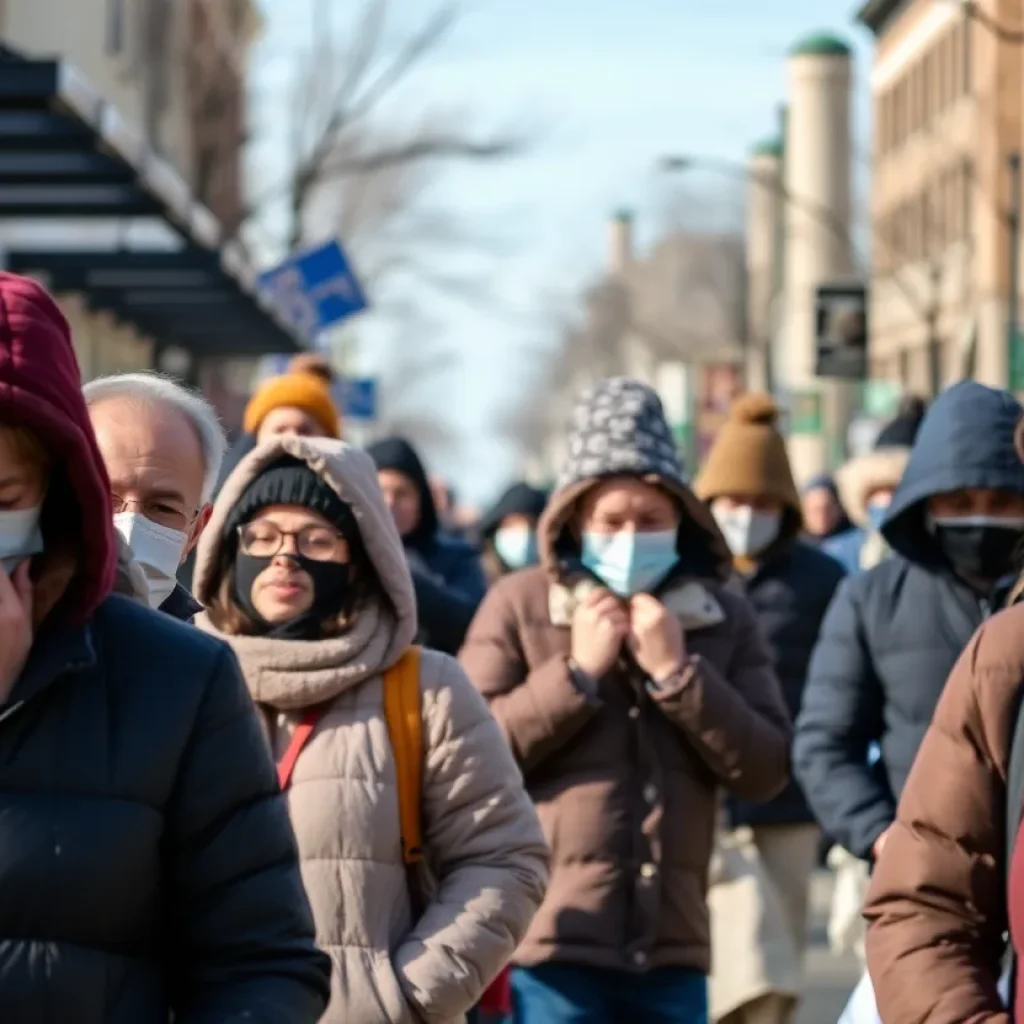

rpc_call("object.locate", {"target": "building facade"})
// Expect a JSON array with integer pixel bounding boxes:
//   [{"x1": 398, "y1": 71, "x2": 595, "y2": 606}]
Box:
[
  {"x1": 858, "y1": 0, "x2": 1022, "y2": 393},
  {"x1": 0, "y1": 0, "x2": 257, "y2": 384}
]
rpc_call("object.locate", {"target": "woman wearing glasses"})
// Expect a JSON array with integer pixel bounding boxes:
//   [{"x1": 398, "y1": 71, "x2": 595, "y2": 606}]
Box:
[{"x1": 191, "y1": 435, "x2": 547, "y2": 1024}]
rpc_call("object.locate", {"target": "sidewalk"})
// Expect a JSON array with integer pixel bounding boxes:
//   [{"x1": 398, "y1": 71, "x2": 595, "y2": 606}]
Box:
[{"x1": 797, "y1": 870, "x2": 861, "y2": 1024}]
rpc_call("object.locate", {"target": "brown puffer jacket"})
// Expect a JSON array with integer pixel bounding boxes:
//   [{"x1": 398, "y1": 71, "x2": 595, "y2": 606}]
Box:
[
  {"x1": 864, "y1": 603, "x2": 1024, "y2": 1023},
  {"x1": 460, "y1": 378, "x2": 792, "y2": 975}
]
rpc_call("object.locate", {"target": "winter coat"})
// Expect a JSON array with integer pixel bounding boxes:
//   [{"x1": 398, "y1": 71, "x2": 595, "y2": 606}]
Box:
[
  {"x1": 0, "y1": 272, "x2": 330, "y2": 1023},
  {"x1": 863, "y1": 603, "x2": 1024, "y2": 1022},
  {"x1": 725, "y1": 539, "x2": 845, "y2": 829},
  {"x1": 194, "y1": 436, "x2": 548, "y2": 1024},
  {"x1": 460, "y1": 377, "x2": 791, "y2": 975},
  {"x1": 794, "y1": 381, "x2": 1024, "y2": 860}
]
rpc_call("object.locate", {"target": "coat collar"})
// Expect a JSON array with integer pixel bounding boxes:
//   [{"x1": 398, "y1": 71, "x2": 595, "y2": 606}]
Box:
[
  {"x1": 548, "y1": 573, "x2": 725, "y2": 630},
  {"x1": 159, "y1": 583, "x2": 203, "y2": 623}
]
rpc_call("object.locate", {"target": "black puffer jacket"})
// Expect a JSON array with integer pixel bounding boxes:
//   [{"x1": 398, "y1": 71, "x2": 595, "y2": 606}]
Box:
[
  {"x1": 0, "y1": 600, "x2": 331, "y2": 1023},
  {"x1": 0, "y1": 272, "x2": 330, "y2": 1023},
  {"x1": 794, "y1": 381, "x2": 1024, "y2": 859},
  {"x1": 727, "y1": 539, "x2": 845, "y2": 828}
]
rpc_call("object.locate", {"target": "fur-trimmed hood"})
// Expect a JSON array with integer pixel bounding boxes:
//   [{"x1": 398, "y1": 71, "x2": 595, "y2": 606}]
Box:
[{"x1": 835, "y1": 447, "x2": 912, "y2": 528}]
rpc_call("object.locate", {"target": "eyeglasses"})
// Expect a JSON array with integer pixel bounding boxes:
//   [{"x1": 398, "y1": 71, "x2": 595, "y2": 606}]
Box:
[
  {"x1": 238, "y1": 521, "x2": 345, "y2": 562},
  {"x1": 111, "y1": 495, "x2": 193, "y2": 532}
]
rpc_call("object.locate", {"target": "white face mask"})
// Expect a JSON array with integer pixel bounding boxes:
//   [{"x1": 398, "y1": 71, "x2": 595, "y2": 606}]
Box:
[
  {"x1": 113, "y1": 512, "x2": 188, "y2": 610},
  {"x1": 713, "y1": 504, "x2": 781, "y2": 558},
  {"x1": 0, "y1": 505, "x2": 43, "y2": 574}
]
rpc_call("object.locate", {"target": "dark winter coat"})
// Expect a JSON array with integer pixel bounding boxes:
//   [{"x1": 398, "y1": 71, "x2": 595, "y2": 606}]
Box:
[
  {"x1": 727, "y1": 539, "x2": 845, "y2": 828},
  {"x1": 793, "y1": 381, "x2": 1024, "y2": 859},
  {"x1": 0, "y1": 272, "x2": 331, "y2": 1023}
]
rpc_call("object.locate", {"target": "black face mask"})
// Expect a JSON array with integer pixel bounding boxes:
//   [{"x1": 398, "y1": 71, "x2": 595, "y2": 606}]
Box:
[
  {"x1": 233, "y1": 552, "x2": 352, "y2": 640},
  {"x1": 934, "y1": 523, "x2": 1022, "y2": 582}
]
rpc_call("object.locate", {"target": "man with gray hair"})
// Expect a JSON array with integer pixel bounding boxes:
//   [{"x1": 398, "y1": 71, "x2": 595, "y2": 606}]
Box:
[{"x1": 84, "y1": 371, "x2": 227, "y2": 621}]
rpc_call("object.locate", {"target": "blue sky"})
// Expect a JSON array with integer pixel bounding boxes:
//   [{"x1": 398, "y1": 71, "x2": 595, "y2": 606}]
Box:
[{"x1": 253, "y1": 1, "x2": 874, "y2": 506}]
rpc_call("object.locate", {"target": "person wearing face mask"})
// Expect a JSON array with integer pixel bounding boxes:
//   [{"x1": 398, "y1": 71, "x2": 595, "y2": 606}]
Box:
[
  {"x1": 460, "y1": 377, "x2": 791, "y2": 1024},
  {"x1": 693, "y1": 392, "x2": 845, "y2": 1024},
  {"x1": 0, "y1": 272, "x2": 331, "y2": 1022},
  {"x1": 84, "y1": 372, "x2": 228, "y2": 622},
  {"x1": 823, "y1": 396, "x2": 926, "y2": 575},
  {"x1": 794, "y1": 380, "x2": 1024, "y2": 882},
  {"x1": 478, "y1": 481, "x2": 548, "y2": 583},
  {"x1": 191, "y1": 436, "x2": 548, "y2": 1023}
]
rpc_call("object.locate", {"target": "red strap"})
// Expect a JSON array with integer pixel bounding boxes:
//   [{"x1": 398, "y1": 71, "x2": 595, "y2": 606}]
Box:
[{"x1": 277, "y1": 707, "x2": 326, "y2": 790}]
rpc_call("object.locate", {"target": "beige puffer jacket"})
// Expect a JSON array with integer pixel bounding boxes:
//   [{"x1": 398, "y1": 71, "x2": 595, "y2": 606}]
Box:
[{"x1": 193, "y1": 436, "x2": 548, "y2": 1024}]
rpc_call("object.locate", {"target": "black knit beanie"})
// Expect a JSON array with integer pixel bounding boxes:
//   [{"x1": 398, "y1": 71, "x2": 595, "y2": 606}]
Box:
[
  {"x1": 223, "y1": 456, "x2": 355, "y2": 539},
  {"x1": 875, "y1": 395, "x2": 926, "y2": 448}
]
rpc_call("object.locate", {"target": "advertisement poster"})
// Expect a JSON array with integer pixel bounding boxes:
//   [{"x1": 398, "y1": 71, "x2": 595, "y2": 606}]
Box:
[
  {"x1": 815, "y1": 283, "x2": 868, "y2": 379},
  {"x1": 696, "y1": 364, "x2": 742, "y2": 466}
]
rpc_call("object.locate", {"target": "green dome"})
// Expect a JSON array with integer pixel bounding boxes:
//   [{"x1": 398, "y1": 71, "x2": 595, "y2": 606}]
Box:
[
  {"x1": 750, "y1": 136, "x2": 784, "y2": 159},
  {"x1": 612, "y1": 208, "x2": 633, "y2": 222},
  {"x1": 789, "y1": 32, "x2": 852, "y2": 57}
]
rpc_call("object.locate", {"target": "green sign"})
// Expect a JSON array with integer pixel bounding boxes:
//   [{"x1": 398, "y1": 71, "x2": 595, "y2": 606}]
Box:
[
  {"x1": 788, "y1": 390, "x2": 823, "y2": 435},
  {"x1": 863, "y1": 379, "x2": 902, "y2": 418},
  {"x1": 1011, "y1": 330, "x2": 1024, "y2": 392},
  {"x1": 672, "y1": 422, "x2": 694, "y2": 467}
]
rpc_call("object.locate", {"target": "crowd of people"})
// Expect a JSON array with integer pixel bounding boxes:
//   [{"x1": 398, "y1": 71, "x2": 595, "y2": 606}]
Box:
[{"x1": 6, "y1": 265, "x2": 1024, "y2": 1023}]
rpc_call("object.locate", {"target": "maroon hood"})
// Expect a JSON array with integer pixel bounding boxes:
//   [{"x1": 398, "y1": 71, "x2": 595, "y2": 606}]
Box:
[{"x1": 0, "y1": 273, "x2": 115, "y2": 623}]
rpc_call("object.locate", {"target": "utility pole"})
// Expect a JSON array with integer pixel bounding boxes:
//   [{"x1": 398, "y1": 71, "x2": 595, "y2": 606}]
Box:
[{"x1": 1008, "y1": 151, "x2": 1022, "y2": 390}]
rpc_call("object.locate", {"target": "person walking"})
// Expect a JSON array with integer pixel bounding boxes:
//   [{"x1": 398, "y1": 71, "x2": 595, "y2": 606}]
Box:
[
  {"x1": 369, "y1": 436, "x2": 487, "y2": 654},
  {"x1": 460, "y1": 377, "x2": 792, "y2": 1024},
  {"x1": 860, "y1": 596, "x2": 1022, "y2": 1021},
  {"x1": 694, "y1": 392, "x2": 845, "y2": 1024},
  {"x1": 0, "y1": 272, "x2": 330, "y2": 1022},
  {"x1": 794, "y1": 380, "x2": 1024, "y2": 868},
  {"x1": 799, "y1": 473, "x2": 851, "y2": 545},
  {"x1": 823, "y1": 396, "x2": 925, "y2": 575},
  {"x1": 85, "y1": 372, "x2": 227, "y2": 621},
  {"x1": 191, "y1": 434, "x2": 548, "y2": 1023},
  {"x1": 478, "y1": 481, "x2": 548, "y2": 582}
]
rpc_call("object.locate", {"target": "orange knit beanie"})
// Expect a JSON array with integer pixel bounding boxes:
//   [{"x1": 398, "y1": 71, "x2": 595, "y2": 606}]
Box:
[
  {"x1": 243, "y1": 372, "x2": 341, "y2": 438},
  {"x1": 693, "y1": 392, "x2": 800, "y2": 514}
]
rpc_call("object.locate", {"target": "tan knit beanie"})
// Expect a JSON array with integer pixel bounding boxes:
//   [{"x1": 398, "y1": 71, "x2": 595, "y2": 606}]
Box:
[{"x1": 694, "y1": 392, "x2": 800, "y2": 514}]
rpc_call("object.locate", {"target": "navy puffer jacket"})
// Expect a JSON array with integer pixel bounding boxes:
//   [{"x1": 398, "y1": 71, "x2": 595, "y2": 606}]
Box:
[{"x1": 793, "y1": 381, "x2": 1024, "y2": 859}]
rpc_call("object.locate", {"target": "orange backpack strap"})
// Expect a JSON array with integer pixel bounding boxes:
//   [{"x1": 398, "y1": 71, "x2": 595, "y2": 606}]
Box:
[
  {"x1": 277, "y1": 706, "x2": 328, "y2": 790},
  {"x1": 383, "y1": 646, "x2": 424, "y2": 866}
]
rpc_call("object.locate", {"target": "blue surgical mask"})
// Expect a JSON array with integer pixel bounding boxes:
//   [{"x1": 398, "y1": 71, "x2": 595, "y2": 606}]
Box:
[
  {"x1": 493, "y1": 526, "x2": 538, "y2": 570},
  {"x1": 581, "y1": 529, "x2": 678, "y2": 597},
  {"x1": 0, "y1": 505, "x2": 43, "y2": 574},
  {"x1": 865, "y1": 502, "x2": 888, "y2": 533}
]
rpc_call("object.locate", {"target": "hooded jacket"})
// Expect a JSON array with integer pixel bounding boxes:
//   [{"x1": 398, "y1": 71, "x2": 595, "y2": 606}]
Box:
[
  {"x1": 460, "y1": 377, "x2": 791, "y2": 974},
  {"x1": 0, "y1": 273, "x2": 330, "y2": 1023},
  {"x1": 794, "y1": 381, "x2": 1024, "y2": 860},
  {"x1": 194, "y1": 436, "x2": 548, "y2": 1024},
  {"x1": 368, "y1": 437, "x2": 487, "y2": 654}
]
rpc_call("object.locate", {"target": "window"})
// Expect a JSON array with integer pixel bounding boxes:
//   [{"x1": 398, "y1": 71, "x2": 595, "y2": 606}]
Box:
[{"x1": 107, "y1": 0, "x2": 125, "y2": 55}]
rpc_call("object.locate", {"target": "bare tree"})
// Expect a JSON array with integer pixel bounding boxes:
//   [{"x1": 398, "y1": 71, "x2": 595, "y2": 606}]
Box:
[{"x1": 191, "y1": 0, "x2": 529, "y2": 253}]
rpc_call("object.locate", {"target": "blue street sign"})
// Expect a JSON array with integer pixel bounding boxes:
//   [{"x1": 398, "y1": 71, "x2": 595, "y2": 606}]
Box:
[
  {"x1": 343, "y1": 378, "x2": 377, "y2": 421},
  {"x1": 258, "y1": 240, "x2": 367, "y2": 340}
]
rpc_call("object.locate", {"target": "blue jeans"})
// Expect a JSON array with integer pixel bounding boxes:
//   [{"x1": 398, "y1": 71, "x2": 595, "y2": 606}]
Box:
[{"x1": 511, "y1": 963, "x2": 707, "y2": 1024}]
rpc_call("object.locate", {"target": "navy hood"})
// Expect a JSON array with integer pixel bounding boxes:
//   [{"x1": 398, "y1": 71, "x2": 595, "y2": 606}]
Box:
[
  {"x1": 881, "y1": 380, "x2": 1024, "y2": 565},
  {"x1": 366, "y1": 436, "x2": 438, "y2": 550}
]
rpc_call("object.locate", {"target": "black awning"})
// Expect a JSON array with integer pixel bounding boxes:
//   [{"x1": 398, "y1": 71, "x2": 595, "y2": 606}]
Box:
[{"x1": 0, "y1": 55, "x2": 305, "y2": 356}]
